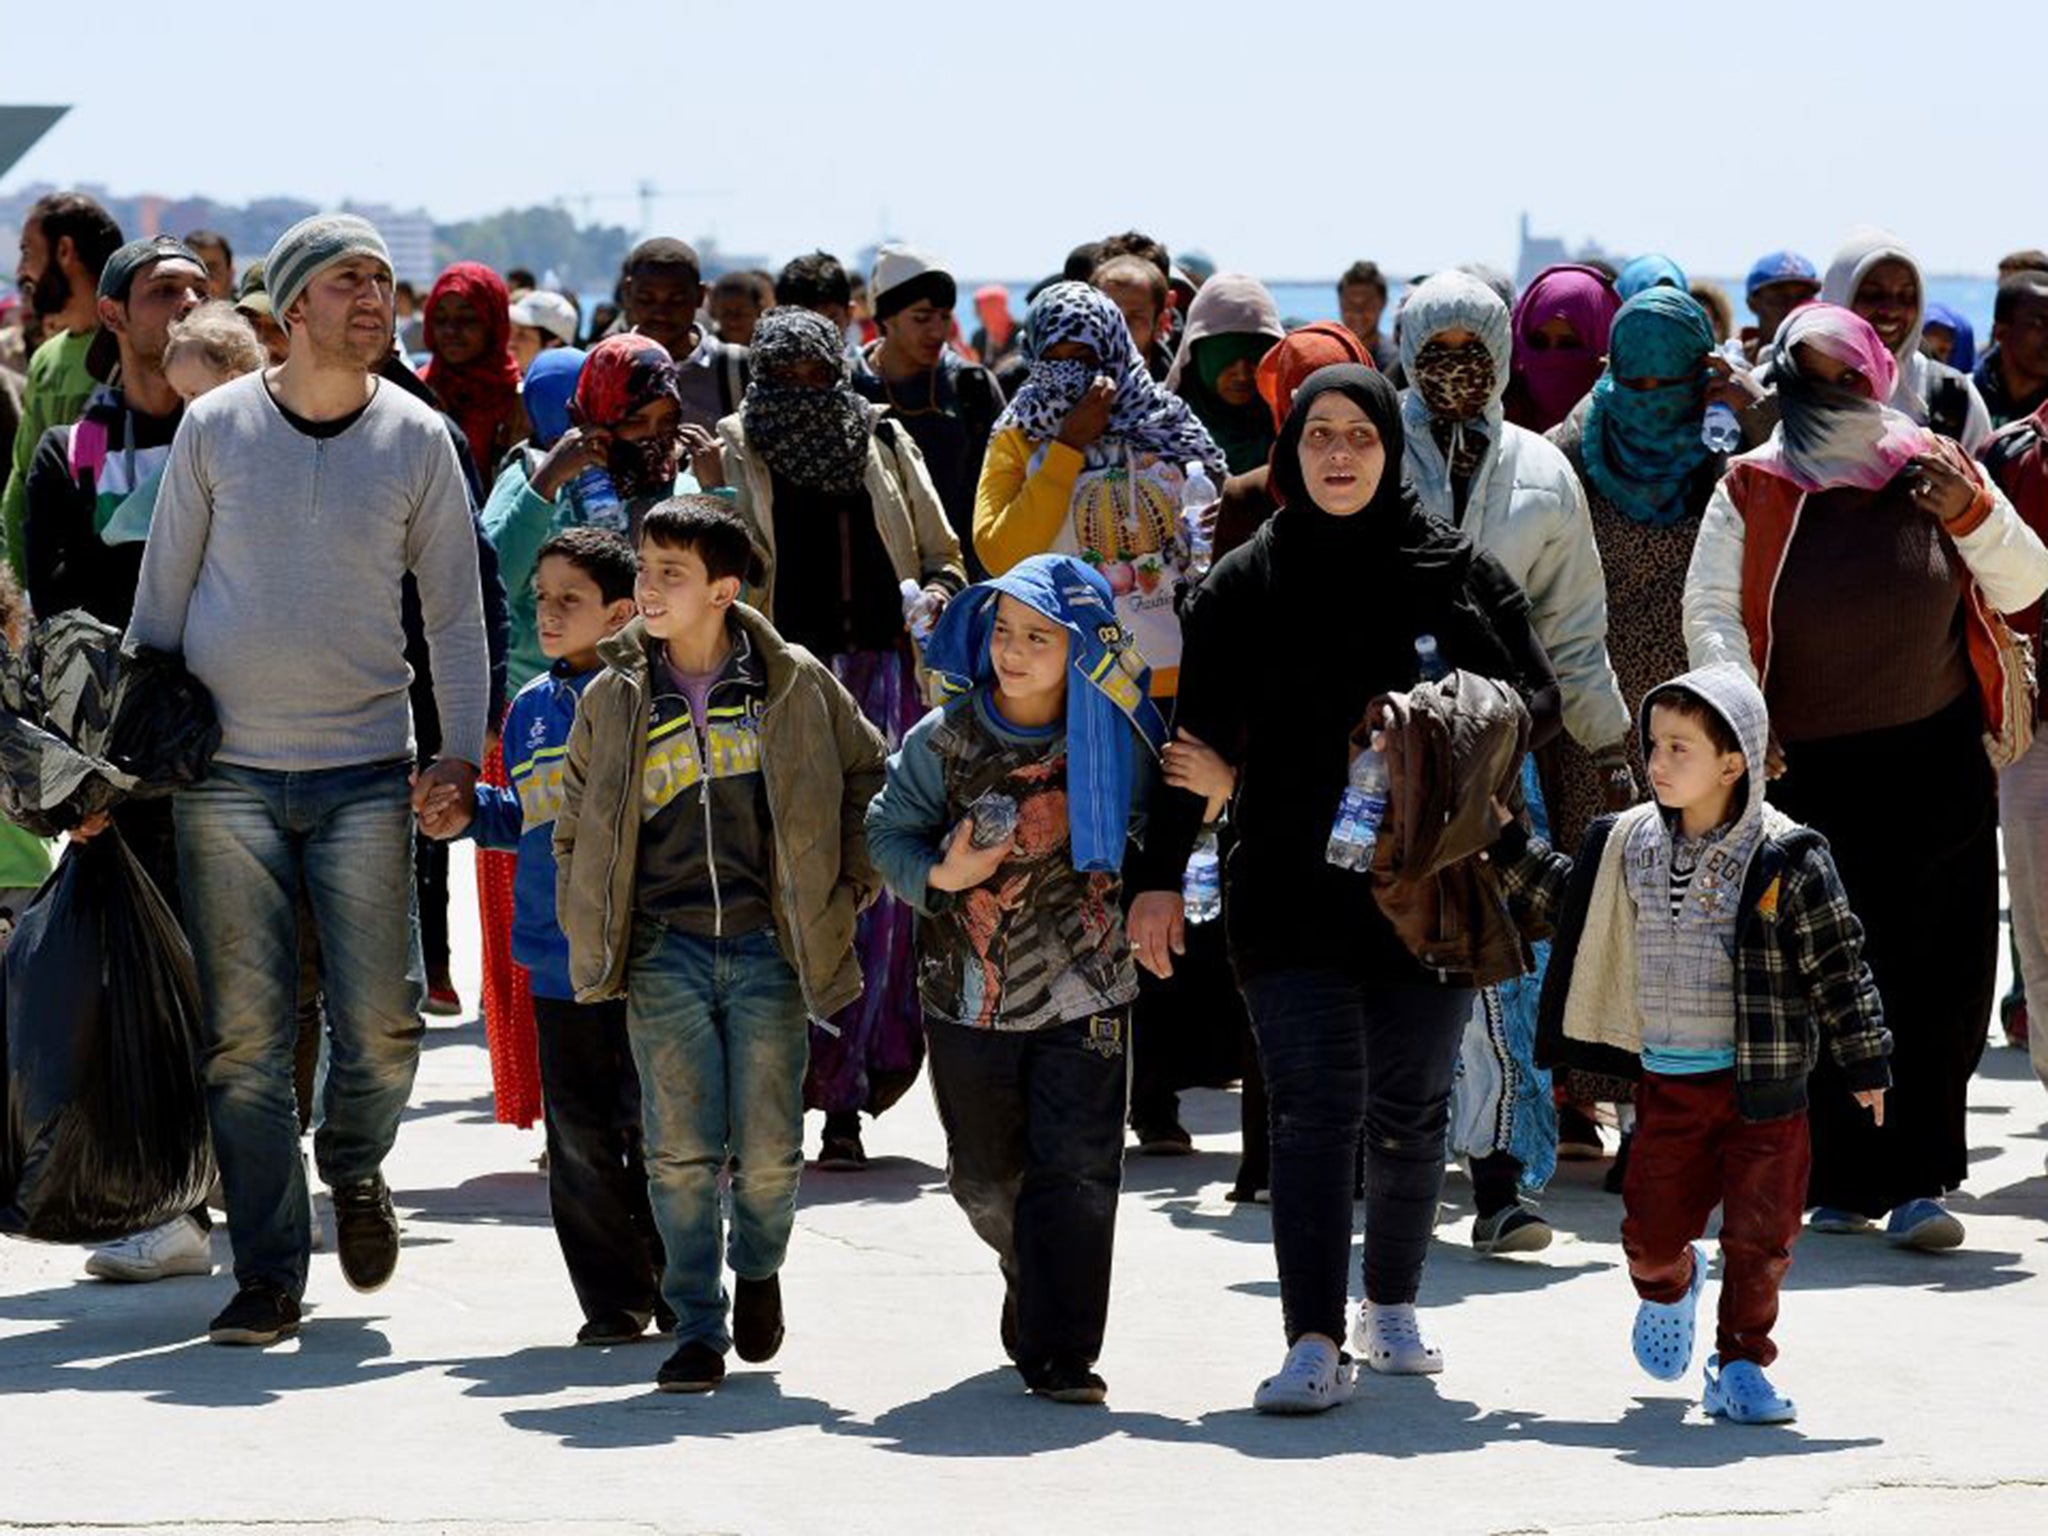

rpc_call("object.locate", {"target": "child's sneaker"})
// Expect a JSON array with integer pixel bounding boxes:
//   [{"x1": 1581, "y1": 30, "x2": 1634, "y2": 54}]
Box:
[
  {"x1": 1354, "y1": 1301, "x2": 1444, "y2": 1375},
  {"x1": 1807, "y1": 1206, "x2": 1874, "y2": 1234},
  {"x1": 1471, "y1": 1203, "x2": 1553, "y2": 1256},
  {"x1": 1631, "y1": 1241, "x2": 1707, "y2": 1381},
  {"x1": 1252, "y1": 1338, "x2": 1356, "y2": 1414},
  {"x1": 1702, "y1": 1353, "x2": 1797, "y2": 1424}
]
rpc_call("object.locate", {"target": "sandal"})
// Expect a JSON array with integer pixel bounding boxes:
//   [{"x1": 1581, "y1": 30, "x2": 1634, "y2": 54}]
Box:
[
  {"x1": 1354, "y1": 1301, "x2": 1444, "y2": 1375},
  {"x1": 1631, "y1": 1241, "x2": 1707, "y2": 1382},
  {"x1": 1703, "y1": 1353, "x2": 1797, "y2": 1424},
  {"x1": 1253, "y1": 1339, "x2": 1356, "y2": 1415}
]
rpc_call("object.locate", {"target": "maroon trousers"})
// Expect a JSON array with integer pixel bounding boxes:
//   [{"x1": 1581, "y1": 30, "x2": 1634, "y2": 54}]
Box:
[{"x1": 1621, "y1": 1071, "x2": 1810, "y2": 1368}]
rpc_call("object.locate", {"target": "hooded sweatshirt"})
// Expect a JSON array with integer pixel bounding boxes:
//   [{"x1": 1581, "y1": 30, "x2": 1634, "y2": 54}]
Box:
[
  {"x1": 1622, "y1": 664, "x2": 1771, "y2": 1071},
  {"x1": 864, "y1": 553, "x2": 1160, "y2": 1030},
  {"x1": 1820, "y1": 229, "x2": 1992, "y2": 452}
]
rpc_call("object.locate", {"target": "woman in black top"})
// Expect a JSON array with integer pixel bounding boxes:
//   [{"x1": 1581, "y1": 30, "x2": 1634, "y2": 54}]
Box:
[{"x1": 1130, "y1": 365, "x2": 1558, "y2": 1415}]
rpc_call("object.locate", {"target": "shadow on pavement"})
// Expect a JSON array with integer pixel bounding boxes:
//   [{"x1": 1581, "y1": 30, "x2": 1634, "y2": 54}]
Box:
[
  {"x1": 404, "y1": 1171, "x2": 552, "y2": 1228},
  {"x1": 502, "y1": 1371, "x2": 854, "y2": 1448},
  {"x1": 795, "y1": 1156, "x2": 947, "y2": 1208}
]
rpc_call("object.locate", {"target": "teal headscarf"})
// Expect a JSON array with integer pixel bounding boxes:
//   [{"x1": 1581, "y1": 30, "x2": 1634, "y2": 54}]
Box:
[{"x1": 1580, "y1": 288, "x2": 1717, "y2": 527}]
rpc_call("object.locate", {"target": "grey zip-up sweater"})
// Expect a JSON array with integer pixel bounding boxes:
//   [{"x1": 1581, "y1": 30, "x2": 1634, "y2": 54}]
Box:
[{"x1": 127, "y1": 371, "x2": 489, "y2": 771}]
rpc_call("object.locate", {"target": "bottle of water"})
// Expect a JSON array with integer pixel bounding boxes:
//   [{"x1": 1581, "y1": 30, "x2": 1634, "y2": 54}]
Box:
[
  {"x1": 1700, "y1": 339, "x2": 1748, "y2": 454},
  {"x1": 1180, "y1": 460, "x2": 1219, "y2": 577},
  {"x1": 1183, "y1": 824, "x2": 1223, "y2": 923},
  {"x1": 570, "y1": 466, "x2": 627, "y2": 532},
  {"x1": 1414, "y1": 633, "x2": 1449, "y2": 684},
  {"x1": 1326, "y1": 747, "x2": 1391, "y2": 871},
  {"x1": 899, "y1": 578, "x2": 942, "y2": 644}
]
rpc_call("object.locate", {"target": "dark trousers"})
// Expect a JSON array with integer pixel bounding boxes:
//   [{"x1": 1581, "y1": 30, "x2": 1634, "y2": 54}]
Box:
[
  {"x1": 1241, "y1": 969, "x2": 1470, "y2": 1343},
  {"x1": 926, "y1": 1010, "x2": 1130, "y2": 1371},
  {"x1": 1623, "y1": 1071, "x2": 1809, "y2": 1368},
  {"x1": 532, "y1": 995, "x2": 667, "y2": 1324},
  {"x1": 415, "y1": 832, "x2": 450, "y2": 983}
]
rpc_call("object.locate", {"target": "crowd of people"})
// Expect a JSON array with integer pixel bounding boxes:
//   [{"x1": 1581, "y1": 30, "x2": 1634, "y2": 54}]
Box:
[{"x1": 5, "y1": 188, "x2": 2048, "y2": 1423}]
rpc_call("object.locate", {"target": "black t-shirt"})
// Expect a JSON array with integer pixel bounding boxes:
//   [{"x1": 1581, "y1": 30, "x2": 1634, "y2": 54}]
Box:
[{"x1": 768, "y1": 468, "x2": 905, "y2": 658}]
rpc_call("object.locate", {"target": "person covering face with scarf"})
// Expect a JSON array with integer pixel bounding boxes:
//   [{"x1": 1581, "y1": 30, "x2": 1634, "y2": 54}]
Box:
[
  {"x1": 1402, "y1": 271, "x2": 1513, "y2": 491},
  {"x1": 741, "y1": 306, "x2": 874, "y2": 494},
  {"x1": 994, "y1": 282, "x2": 1226, "y2": 479},
  {"x1": 422, "y1": 262, "x2": 527, "y2": 476},
  {"x1": 1746, "y1": 304, "x2": 1927, "y2": 493},
  {"x1": 1581, "y1": 288, "x2": 1719, "y2": 525},
  {"x1": 1508, "y1": 264, "x2": 1622, "y2": 435},
  {"x1": 569, "y1": 333, "x2": 684, "y2": 497},
  {"x1": 1165, "y1": 274, "x2": 1287, "y2": 476}
]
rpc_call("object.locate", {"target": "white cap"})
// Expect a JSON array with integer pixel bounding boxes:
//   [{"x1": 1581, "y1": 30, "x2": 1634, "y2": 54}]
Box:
[
  {"x1": 509, "y1": 290, "x2": 581, "y2": 346},
  {"x1": 869, "y1": 244, "x2": 957, "y2": 320}
]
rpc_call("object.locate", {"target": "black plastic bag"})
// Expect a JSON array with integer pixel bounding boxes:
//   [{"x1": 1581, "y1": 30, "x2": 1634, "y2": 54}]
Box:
[{"x1": 0, "y1": 831, "x2": 215, "y2": 1243}]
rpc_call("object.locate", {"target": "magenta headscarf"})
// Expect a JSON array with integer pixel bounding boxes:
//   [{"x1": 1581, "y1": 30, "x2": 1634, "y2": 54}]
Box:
[
  {"x1": 1743, "y1": 303, "x2": 1928, "y2": 492},
  {"x1": 1507, "y1": 263, "x2": 1621, "y2": 432}
]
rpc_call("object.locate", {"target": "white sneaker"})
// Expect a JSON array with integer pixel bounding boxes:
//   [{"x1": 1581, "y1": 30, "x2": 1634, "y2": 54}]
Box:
[
  {"x1": 1252, "y1": 1338, "x2": 1356, "y2": 1415},
  {"x1": 1354, "y1": 1301, "x2": 1444, "y2": 1375},
  {"x1": 84, "y1": 1215, "x2": 214, "y2": 1282}
]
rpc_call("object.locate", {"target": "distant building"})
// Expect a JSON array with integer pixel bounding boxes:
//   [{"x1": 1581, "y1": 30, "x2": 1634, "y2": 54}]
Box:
[
  {"x1": 1515, "y1": 212, "x2": 1618, "y2": 287},
  {"x1": 346, "y1": 202, "x2": 437, "y2": 286}
]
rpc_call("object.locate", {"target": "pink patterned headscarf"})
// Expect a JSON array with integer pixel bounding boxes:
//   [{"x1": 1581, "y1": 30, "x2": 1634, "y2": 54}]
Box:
[
  {"x1": 1507, "y1": 263, "x2": 1621, "y2": 432},
  {"x1": 1744, "y1": 303, "x2": 1928, "y2": 492}
]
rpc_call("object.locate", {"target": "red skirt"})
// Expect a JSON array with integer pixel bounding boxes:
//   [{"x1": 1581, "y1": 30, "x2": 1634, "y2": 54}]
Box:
[{"x1": 479, "y1": 739, "x2": 541, "y2": 1127}]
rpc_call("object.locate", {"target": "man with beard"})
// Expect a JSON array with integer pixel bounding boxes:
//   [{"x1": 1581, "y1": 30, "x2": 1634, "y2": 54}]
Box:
[
  {"x1": 4, "y1": 191, "x2": 123, "y2": 582},
  {"x1": 127, "y1": 214, "x2": 489, "y2": 1347}
]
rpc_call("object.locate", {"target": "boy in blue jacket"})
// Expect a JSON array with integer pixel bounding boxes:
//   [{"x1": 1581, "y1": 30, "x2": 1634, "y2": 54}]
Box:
[
  {"x1": 420, "y1": 526, "x2": 668, "y2": 1344},
  {"x1": 865, "y1": 553, "x2": 1162, "y2": 1406}
]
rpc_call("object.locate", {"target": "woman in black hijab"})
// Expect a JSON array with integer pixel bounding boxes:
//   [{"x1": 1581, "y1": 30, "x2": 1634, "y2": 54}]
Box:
[{"x1": 1129, "y1": 365, "x2": 1559, "y2": 1415}]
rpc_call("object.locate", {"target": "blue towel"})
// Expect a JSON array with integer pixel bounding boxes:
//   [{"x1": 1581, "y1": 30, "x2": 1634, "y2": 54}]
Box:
[{"x1": 920, "y1": 553, "x2": 1165, "y2": 873}]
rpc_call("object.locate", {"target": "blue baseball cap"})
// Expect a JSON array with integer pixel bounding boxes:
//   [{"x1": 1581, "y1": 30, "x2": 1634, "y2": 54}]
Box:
[{"x1": 1745, "y1": 251, "x2": 1820, "y2": 300}]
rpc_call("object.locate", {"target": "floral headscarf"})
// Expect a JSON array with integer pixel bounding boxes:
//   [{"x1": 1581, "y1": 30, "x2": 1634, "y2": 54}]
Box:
[
  {"x1": 740, "y1": 306, "x2": 873, "y2": 495},
  {"x1": 569, "y1": 333, "x2": 683, "y2": 497},
  {"x1": 1581, "y1": 288, "x2": 1716, "y2": 526},
  {"x1": 994, "y1": 282, "x2": 1226, "y2": 478},
  {"x1": 422, "y1": 262, "x2": 524, "y2": 474},
  {"x1": 1399, "y1": 271, "x2": 1512, "y2": 482}
]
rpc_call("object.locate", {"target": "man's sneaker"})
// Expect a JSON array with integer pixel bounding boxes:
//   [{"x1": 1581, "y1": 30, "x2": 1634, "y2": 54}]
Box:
[
  {"x1": 208, "y1": 1284, "x2": 301, "y2": 1346},
  {"x1": 1471, "y1": 1204, "x2": 1554, "y2": 1256},
  {"x1": 733, "y1": 1273, "x2": 785, "y2": 1363},
  {"x1": 1024, "y1": 1358, "x2": 1108, "y2": 1405},
  {"x1": 1354, "y1": 1301, "x2": 1445, "y2": 1375},
  {"x1": 576, "y1": 1312, "x2": 651, "y2": 1347},
  {"x1": 422, "y1": 985, "x2": 464, "y2": 1018},
  {"x1": 331, "y1": 1174, "x2": 400, "y2": 1292},
  {"x1": 1556, "y1": 1106, "x2": 1606, "y2": 1160},
  {"x1": 656, "y1": 1340, "x2": 726, "y2": 1393},
  {"x1": 1253, "y1": 1338, "x2": 1356, "y2": 1414},
  {"x1": 1808, "y1": 1206, "x2": 1875, "y2": 1234},
  {"x1": 1885, "y1": 1198, "x2": 1965, "y2": 1251},
  {"x1": 84, "y1": 1215, "x2": 214, "y2": 1283}
]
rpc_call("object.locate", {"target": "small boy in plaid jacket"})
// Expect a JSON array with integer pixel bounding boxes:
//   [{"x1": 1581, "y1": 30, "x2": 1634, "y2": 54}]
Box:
[{"x1": 1494, "y1": 662, "x2": 1889, "y2": 1426}]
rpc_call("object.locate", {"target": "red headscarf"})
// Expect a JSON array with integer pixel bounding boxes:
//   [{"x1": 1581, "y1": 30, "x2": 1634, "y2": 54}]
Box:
[
  {"x1": 569, "y1": 334, "x2": 685, "y2": 496},
  {"x1": 1256, "y1": 322, "x2": 1374, "y2": 433},
  {"x1": 422, "y1": 262, "x2": 523, "y2": 474}
]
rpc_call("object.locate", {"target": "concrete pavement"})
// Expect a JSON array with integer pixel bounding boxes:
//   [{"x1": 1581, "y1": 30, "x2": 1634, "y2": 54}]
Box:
[{"x1": 3, "y1": 843, "x2": 2046, "y2": 1535}]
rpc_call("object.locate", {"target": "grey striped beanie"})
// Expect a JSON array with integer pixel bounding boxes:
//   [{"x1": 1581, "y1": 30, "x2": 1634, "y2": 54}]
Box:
[{"x1": 265, "y1": 214, "x2": 392, "y2": 323}]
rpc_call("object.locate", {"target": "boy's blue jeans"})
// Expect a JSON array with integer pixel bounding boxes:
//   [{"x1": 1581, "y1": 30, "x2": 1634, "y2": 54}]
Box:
[
  {"x1": 174, "y1": 760, "x2": 424, "y2": 1299},
  {"x1": 625, "y1": 918, "x2": 809, "y2": 1353}
]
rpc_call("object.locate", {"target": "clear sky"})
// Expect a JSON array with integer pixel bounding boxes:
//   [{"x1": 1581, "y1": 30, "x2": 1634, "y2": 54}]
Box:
[{"x1": 3, "y1": 0, "x2": 2035, "y2": 279}]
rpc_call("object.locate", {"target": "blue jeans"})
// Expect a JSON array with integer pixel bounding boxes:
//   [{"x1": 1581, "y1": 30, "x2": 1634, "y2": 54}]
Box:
[
  {"x1": 626, "y1": 919, "x2": 808, "y2": 1353},
  {"x1": 1240, "y1": 969, "x2": 1471, "y2": 1342},
  {"x1": 175, "y1": 760, "x2": 424, "y2": 1297}
]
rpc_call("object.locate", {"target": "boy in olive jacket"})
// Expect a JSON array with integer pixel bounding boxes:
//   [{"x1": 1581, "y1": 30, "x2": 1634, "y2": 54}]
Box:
[{"x1": 555, "y1": 496, "x2": 888, "y2": 1395}]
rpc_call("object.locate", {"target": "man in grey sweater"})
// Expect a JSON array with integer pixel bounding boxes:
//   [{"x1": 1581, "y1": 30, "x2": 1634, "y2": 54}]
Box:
[{"x1": 128, "y1": 213, "x2": 489, "y2": 1346}]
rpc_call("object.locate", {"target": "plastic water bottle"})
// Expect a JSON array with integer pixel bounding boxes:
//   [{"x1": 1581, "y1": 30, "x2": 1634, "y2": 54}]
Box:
[
  {"x1": 1700, "y1": 340, "x2": 1748, "y2": 454},
  {"x1": 1415, "y1": 633, "x2": 1449, "y2": 684},
  {"x1": 1182, "y1": 825, "x2": 1223, "y2": 923},
  {"x1": 1180, "y1": 460, "x2": 1219, "y2": 577},
  {"x1": 900, "y1": 579, "x2": 942, "y2": 644},
  {"x1": 570, "y1": 466, "x2": 627, "y2": 532},
  {"x1": 1326, "y1": 748, "x2": 1391, "y2": 871},
  {"x1": 968, "y1": 792, "x2": 1019, "y2": 850}
]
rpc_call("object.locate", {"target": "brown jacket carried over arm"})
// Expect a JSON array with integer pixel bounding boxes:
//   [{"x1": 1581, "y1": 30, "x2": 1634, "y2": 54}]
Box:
[{"x1": 1363, "y1": 669, "x2": 1534, "y2": 986}]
